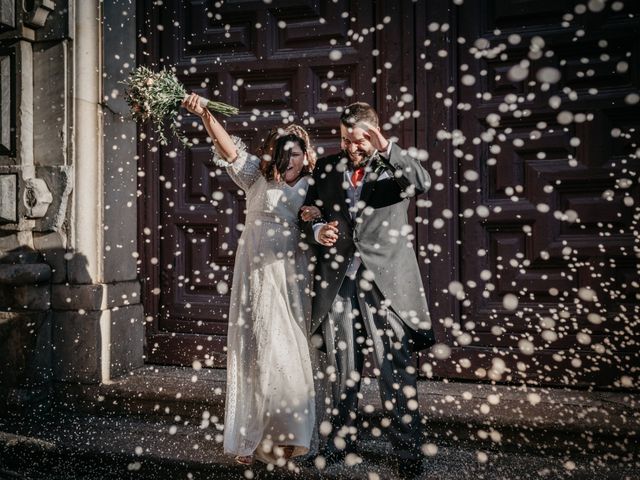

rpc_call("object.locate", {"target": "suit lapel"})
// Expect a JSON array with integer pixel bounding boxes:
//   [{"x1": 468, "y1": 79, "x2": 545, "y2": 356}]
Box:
[
  {"x1": 356, "y1": 153, "x2": 381, "y2": 218},
  {"x1": 327, "y1": 160, "x2": 353, "y2": 226},
  {"x1": 358, "y1": 181, "x2": 374, "y2": 215}
]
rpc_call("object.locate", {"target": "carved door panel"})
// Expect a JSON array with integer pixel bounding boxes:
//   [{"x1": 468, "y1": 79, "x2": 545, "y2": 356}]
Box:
[
  {"x1": 139, "y1": 0, "x2": 639, "y2": 389},
  {"x1": 424, "y1": 0, "x2": 639, "y2": 388},
  {"x1": 139, "y1": 0, "x2": 376, "y2": 366}
]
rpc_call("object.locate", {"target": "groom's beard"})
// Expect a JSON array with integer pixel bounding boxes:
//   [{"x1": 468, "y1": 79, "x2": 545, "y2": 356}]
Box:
[{"x1": 344, "y1": 149, "x2": 372, "y2": 169}]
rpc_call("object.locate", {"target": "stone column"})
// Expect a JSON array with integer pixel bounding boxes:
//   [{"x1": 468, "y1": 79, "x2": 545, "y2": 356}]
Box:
[{"x1": 52, "y1": 0, "x2": 143, "y2": 386}]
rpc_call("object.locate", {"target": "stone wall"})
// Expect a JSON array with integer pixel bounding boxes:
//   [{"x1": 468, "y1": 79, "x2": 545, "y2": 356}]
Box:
[{"x1": 0, "y1": 0, "x2": 144, "y2": 413}]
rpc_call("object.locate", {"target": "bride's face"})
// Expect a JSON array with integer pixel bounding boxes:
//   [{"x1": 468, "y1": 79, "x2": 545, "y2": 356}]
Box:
[{"x1": 284, "y1": 142, "x2": 306, "y2": 184}]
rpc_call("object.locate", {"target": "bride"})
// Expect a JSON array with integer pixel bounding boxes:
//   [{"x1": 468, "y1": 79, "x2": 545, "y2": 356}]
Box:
[{"x1": 182, "y1": 94, "x2": 321, "y2": 465}]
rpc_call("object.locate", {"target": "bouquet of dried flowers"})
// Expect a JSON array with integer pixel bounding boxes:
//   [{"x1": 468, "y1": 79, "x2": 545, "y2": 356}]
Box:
[{"x1": 123, "y1": 66, "x2": 238, "y2": 146}]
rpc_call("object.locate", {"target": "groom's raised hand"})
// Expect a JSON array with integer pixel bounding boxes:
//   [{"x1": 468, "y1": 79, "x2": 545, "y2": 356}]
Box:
[{"x1": 355, "y1": 121, "x2": 389, "y2": 153}]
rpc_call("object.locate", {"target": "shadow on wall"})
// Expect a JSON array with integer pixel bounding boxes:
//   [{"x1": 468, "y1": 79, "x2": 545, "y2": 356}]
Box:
[{"x1": 0, "y1": 244, "x2": 90, "y2": 414}]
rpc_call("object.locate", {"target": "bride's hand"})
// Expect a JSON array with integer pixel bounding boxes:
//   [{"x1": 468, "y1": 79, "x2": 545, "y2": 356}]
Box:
[
  {"x1": 300, "y1": 206, "x2": 322, "y2": 222},
  {"x1": 181, "y1": 92, "x2": 207, "y2": 117}
]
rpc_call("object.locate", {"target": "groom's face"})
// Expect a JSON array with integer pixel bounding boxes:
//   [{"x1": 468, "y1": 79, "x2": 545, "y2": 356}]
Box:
[{"x1": 340, "y1": 124, "x2": 374, "y2": 167}]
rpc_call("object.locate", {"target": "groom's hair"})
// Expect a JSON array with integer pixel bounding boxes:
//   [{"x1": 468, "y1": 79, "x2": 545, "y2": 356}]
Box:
[{"x1": 340, "y1": 102, "x2": 379, "y2": 128}]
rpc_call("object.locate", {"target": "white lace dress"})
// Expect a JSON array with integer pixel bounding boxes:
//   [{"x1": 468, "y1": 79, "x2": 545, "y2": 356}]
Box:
[{"x1": 217, "y1": 139, "x2": 316, "y2": 463}]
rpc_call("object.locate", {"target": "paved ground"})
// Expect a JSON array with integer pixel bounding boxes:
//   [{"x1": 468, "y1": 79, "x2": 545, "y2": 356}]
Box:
[{"x1": 0, "y1": 410, "x2": 638, "y2": 480}]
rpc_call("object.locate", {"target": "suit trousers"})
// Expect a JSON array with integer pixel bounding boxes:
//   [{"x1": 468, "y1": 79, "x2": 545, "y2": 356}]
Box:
[{"x1": 321, "y1": 270, "x2": 424, "y2": 461}]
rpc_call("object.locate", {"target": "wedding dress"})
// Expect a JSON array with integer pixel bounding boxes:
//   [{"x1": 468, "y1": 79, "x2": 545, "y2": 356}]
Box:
[{"x1": 216, "y1": 139, "x2": 316, "y2": 463}]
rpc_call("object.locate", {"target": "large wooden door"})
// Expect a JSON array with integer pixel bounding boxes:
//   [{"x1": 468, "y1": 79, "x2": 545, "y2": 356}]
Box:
[
  {"x1": 422, "y1": 0, "x2": 639, "y2": 388},
  {"x1": 139, "y1": 0, "x2": 639, "y2": 389},
  {"x1": 138, "y1": 0, "x2": 378, "y2": 366}
]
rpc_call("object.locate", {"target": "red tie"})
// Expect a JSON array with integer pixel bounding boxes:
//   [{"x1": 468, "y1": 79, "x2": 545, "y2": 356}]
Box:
[{"x1": 351, "y1": 166, "x2": 365, "y2": 186}]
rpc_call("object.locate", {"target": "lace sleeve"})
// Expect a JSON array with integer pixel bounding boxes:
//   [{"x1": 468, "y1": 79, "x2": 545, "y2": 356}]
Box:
[{"x1": 212, "y1": 136, "x2": 262, "y2": 191}]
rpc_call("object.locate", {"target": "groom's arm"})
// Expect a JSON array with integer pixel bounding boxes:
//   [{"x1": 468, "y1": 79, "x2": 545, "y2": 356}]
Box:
[
  {"x1": 379, "y1": 142, "x2": 431, "y2": 198},
  {"x1": 359, "y1": 122, "x2": 431, "y2": 198}
]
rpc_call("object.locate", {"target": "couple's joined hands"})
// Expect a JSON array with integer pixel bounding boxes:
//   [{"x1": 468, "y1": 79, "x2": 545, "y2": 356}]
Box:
[
  {"x1": 317, "y1": 221, "x2": 339, "y2": 247},
  {"x1": 299, "y1": 207, "x2": 338, "y2": 246}
]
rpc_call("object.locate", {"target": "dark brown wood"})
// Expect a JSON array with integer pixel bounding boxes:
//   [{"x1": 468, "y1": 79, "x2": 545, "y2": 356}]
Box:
[
  {"x1": 137, "y1": 0, "x2": 163, "y2": 363},
  {"x1": 138, "y1": 0, "x2": 640, "y2": 389},
  {"x1": 439, "y1": 0, "x2": 640, "y2": 388},
  {"x1": 415, "y1": 0, "x2": 461, "y2": 371},
  {"x1": 139, "y1": 0, "x2": 377, "y2": 367}
]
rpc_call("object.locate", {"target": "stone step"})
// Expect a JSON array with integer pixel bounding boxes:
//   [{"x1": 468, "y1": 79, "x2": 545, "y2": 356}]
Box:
[
  {"x1": 53, "y1": 365, "x2": 639, "y2": 461},
  {"x1": 55, "y1": 365, "x2": 227, "y2": 419},
  {"x1": 1, "y1": 409, "x2": 638, "y2": 480}
]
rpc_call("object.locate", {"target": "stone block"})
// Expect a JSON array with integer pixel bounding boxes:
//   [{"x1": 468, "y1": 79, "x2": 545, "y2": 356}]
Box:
[
  {"x1": 33, "y1": 37, "x2": 69, "y2": 167},
  {"x1": 66, "y1": 250, "x2": 93, "y2": 285},
  {"x1": 0, "y1": 263, "x2": 51, "y2": 285},
  {"x1": 33, "y1": 166, "x2": 73, "y2": 232},
  {"x1": 0, "y1": 48, "x2": 16, "y2": 158},
  {"x1": 52, "y1": 310, "x2": 102, "y2": 383},
  {"x1": 16, "y1": 40, "x2": 33, "y2": 167},
  {"x1": 105, "y1": 281, "x2": 141, "y2": 309},
  {"x1": 0, "y1": 311, "x2": 52, "y2": 388},
  {"x1": 51, "y1": 283, "x2": 104, "y2": 311},
  {"x1": 23, "y1": 177, "x2": 52, "y2": 219},
  {"x1": 0, "y1": 0, "x2": 15, "y2": 32},
  {"x1": 102, "y1": 1, "x2": 137, "y2": 284},
  {"x1": 0, "y1": 232, "x2": 20, "y2": 252},
  {"x1": 27, "y1": 0, "x2": 69, "y2": 42},
  {"x1": 102, "y1": 154, "x2": 138, "y2": 282},
  {"x1": 108, "y1": 304, "x2": 144, "y2": 378},
  {"x1": 0, "y1": 284, "x2": 50, "y2": 310},
  {"x1": 102, "y1": 216, "x2": 138, "y2": 283},
  {"x1": 0, "y1": 173, "x2": 17, "y2": 223},
  {"x1": 52, "y1": 303, "x2": 144, "y2": 384},
  {"x1": 0, "y1": 248, "x2": 40, "y2": 264},
  {"x1": 32, "y1": 230, "x2": 65, "y2": 250},
  {"x1": 52, "y1": 281, "x2": 142, "y2": 311},
  {"x1": 33, "y1": 231, "x2": 67, "y2": 284}
]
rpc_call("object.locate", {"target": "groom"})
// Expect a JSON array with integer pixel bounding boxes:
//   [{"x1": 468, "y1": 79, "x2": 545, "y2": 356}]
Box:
[{"x1": 301, "y1": 102, "x2": 435, "y2": 478}]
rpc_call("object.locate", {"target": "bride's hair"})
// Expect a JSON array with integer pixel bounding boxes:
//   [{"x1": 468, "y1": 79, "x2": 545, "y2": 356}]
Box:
[{"x1": 258, "y1": 124, "x2": 317, "y2": 181}]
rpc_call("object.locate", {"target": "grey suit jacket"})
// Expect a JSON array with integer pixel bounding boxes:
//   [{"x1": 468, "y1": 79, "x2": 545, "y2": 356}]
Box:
[{"x1": 302, "y1": 143, "x2": 435, "y2": 351}]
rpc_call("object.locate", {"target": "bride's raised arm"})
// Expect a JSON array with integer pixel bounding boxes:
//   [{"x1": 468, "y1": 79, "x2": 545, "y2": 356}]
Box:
[
  {"x1": 182, "y1": 92, "x2": 263, "y2": 192},
  {"x1": 182, "y1": 92, "x2": 239, "y2": 162}
]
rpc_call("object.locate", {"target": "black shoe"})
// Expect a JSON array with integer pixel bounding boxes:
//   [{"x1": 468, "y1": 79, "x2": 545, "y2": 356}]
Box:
[{"x1": 397, "y1": 458, "x2": 428, "y2": 480}]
